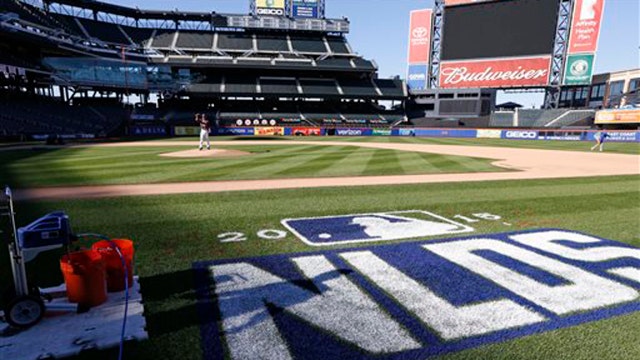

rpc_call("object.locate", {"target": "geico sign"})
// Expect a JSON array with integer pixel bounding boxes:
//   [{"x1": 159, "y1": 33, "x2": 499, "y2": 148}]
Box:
[
  {"x1": 506, "y1": 131, "x2": 538, "y2": 139},
  {"x1": 408, "y1": 73, "x2": 426, "y2": 81},
  {"x1": 257, "y1": 8, "x2": 285, "y2": 15}
]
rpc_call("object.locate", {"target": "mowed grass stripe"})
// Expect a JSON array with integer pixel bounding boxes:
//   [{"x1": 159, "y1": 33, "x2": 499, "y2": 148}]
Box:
[
  {"x1": 315, "y1": 146, "x2": 377, "y2": 177},
  {"x1": 394, "y1": 150, "x2": 443, "y2": 174},
  {"x1": 214, "y1": 145, "x2": 337, "y2": 180},
  {"x1": 271, "y1": 146, "x2": 363, "y2": 177},
  {"x1": 123, "y1": 145, "x2": 313, "y2": 183},
  {"x1": 362, "y1": 149, "x2": 405, "y2": 176}
]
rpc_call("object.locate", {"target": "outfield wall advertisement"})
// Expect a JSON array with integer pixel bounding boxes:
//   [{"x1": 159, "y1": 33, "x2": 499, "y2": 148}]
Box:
[
  {"x1": 170, "y1": 126, "x2": 639, "y2": 143},
  {"x1": 130, "y1": 125, "x2": 167, "y2": 136}
]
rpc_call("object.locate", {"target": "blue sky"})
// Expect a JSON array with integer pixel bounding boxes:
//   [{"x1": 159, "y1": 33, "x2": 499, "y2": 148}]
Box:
[{"x1": 107, "y1": 0, "x2": 639, "y2": 107}]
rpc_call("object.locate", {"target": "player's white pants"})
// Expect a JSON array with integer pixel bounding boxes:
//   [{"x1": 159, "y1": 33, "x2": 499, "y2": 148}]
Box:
[{"x1": 200, "y1": 129, "x2": 210, "y2": 149}]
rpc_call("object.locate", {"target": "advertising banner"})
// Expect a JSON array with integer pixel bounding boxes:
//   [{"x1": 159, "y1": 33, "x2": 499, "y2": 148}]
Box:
[
  {"x1": 595, "y1": 109, "x2": 640, "y2": 124},
  {"x1": 414, "y1": 129, "x2": 478, "y2": 138},
  {"x1": 568, "y1": 0, "x2": 605, "y2": 54},
  {"x1": 335, "y1": 128, "x2": 373, "y2": 136},
  {"x1": 563, "y1": 53, "x2": 595, "y2": 85},
  {"x1": 398, "y1": 129, "x2": 417, "y2": 136},
  {"x1": 173, "y1": 126, "x2": 200, "y2": 136},
  {"x1": 255, "y1": 127, "x2": 285, "y2": 136},
  {"x1": 501, "y1": 130, "x2": 539, "y2": 140},
  {"x1": 216, "y1": 127, "x2": 255, "y2": 136},
  {"x1": 291, "y1": 127, "x2": 322, "y2": 136},
  {"x1": 407, "y1": 64, "x2": 429, "y2": 90},
  {"x1": 408, "y1": 9, "x2": 433, "y2": 64},
  {"x1": 292, "y1": 0, "x2": 319, "y2": 18},
  {"x1": 130, "y1": 125, "x2": 166, "y2": 136},
  {"x1": 372, "y1": 129, "x2": 392, "y2": 136},
  {"x1": 255, "y1": 0, "x2": 286, "y2": 16},
  {"x1": 588, "y1": 131, "x2": 639, "y2": 143},
  {"x1": 476, "y1": 129, "x2": 502, "y2": 139},
  {"x1": 439, "y1": 56, "x2": 552, "y2": 88},
  {"x1": 537, "y1": 130, "x2": 584, "y2": 141}
]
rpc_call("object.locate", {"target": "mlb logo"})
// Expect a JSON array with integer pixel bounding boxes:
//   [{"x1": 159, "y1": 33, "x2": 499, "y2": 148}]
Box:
[{"x1": 282, "y1": 210, "x2": 474, "y2": 246}]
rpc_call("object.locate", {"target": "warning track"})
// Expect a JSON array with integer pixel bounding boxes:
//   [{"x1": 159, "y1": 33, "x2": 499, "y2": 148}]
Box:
[{"x1": 13, "y1": 140, "x2": 640, "y2": 201}]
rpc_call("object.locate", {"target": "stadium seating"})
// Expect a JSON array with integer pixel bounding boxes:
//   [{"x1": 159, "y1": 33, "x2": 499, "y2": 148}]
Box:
[
  {"x1": 0, "y1": 0, "x2": 405, "y2": 138},
  {"x1": 217, "y1": 33, "x2": 254, "y2": 51},
  {"x1": 538, "y1": 110, "x2": 595, "y2": 128},
  {"x1": 78, "y1": 18, "x2": 131, "y2": 45},
  {"x1": 352, "y1": 58, "x2": 377, "y2": 71},
  {"x1": 489, "y1": 112, "x2": 514, "y2": 127},
  {"x1": 123, "y1": 26, "x2": 155, "y2": 46},
  {"x1": 326, "y1": 36, "x2": 351, "y2": 54},
  {"x1": 256, "y1": 34, "x2": 290, "y2": 52},
  {"x1": 176, "y1": 32, "x2": 214, "y2": 50},
  {"x1": 299, "y1": 79, "x2": 340, "y2": 96},
  {"x1": 316, "y1": 58, "x2": 354, "y2": 69},
  {"x1": 259, "y1": 78, "x2": 300, "y2": 95},
  {"x1": 0, "y1": 91, "x2": 127, "y2": 136},
  {"x1": 224, "y1": 77, "x2": 258, "y2": 94},
  {"x1": 374, "y1": 79, "x2": 405, "y2": 97},
  {"x1": 338, "y1": 79, "x2": 379, "y2": 97},
  {"x1": 150, "y1": 30, "x2": 176, "y2": 48},
  {"x1": 290, "y1": 36, "x2": 328, "y2": 53}
]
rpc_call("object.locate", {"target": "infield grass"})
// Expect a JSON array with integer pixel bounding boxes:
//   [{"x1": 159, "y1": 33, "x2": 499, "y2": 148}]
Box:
[
  {"x1": 0, "y1": 144, "x2": 504, "y2": 187},
  {"x1": 1, "y1": 174, "x2": 638, "y2": 360}
]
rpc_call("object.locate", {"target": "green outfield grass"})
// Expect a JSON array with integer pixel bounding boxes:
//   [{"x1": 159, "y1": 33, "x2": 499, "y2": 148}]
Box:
[
  {"x1": 0, "y1": 144, "x2": 504, "y2": 187},
  {"x1": 1, "y1": 174, "x2": 638, "y2": 360}
]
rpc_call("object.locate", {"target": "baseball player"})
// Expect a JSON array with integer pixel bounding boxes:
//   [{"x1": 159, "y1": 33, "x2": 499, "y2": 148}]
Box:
[{"x1": 195, "y1": 113, "x2": 211, "y2": 151}]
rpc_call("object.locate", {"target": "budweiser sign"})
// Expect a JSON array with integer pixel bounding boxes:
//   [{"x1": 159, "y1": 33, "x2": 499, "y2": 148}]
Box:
[
  {"x1": 439, "y1": 56, "x2": 552, "y2": 88},
  {"x1": 568, "y1": 0, "x2": 605, "y2": 54}
]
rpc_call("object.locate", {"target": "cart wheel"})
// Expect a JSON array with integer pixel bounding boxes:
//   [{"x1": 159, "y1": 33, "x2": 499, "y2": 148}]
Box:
[{"x1": 5, "y1": 295, "x2": 45, "y2": 329}]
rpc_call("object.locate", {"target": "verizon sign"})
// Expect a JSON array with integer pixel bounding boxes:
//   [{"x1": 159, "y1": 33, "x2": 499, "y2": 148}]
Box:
[
  {"x1": 407, "y1": 9, "x2": 433, "y2": 64},
  {"x1": 568, "y1": 0, "x2": 605, "y2": 54},
  {"x1": 439, "y1": 56, "x2": 552, "y2": 89}
]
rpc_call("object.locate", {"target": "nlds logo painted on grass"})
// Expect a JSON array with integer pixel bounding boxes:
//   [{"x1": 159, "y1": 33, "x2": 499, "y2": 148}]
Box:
[
  {"x1": 281, "y1": 210, "x2": 474, "y2": 246},
  {"x1": 196, "y1": 229, "x2": 640, "y2": 360}
]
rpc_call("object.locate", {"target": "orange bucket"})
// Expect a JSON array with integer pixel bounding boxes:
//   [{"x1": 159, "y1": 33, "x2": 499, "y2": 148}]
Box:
[
  {"x1": 92, "y1": 239, "x2": 134, "y2": 292},
  {"x1": 60, "y1": 250, "x2": 107, "y2": 307}
]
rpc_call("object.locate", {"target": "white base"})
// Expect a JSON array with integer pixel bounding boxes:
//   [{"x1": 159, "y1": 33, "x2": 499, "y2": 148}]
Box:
[{"x1": 0, "y1": 277, "x2": 147, "y2": 360}]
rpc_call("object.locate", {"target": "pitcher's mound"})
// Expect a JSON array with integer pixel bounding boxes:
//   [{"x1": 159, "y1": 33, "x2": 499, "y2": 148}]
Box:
[{"x1": 160, "y1": 148, "x2": 250, "y2": 158}]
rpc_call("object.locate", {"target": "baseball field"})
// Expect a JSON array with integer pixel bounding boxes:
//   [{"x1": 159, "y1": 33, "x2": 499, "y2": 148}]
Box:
[{"x1": 1, "y1": 136, "x2": 639, "y2": 360}]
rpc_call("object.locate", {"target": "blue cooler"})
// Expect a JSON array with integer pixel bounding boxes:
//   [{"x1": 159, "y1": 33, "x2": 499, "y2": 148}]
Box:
[{"x1": 17, "y1": 212, "x2": 72, "y2": 250}]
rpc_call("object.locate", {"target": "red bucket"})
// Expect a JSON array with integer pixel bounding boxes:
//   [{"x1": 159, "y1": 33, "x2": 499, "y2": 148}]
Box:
[
  {"x1": 60, "y1": 250, "x2": 107, "y2": 307},
  {"x1": 92, "y1": 239, "x2": 134, "y2": 292}
]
